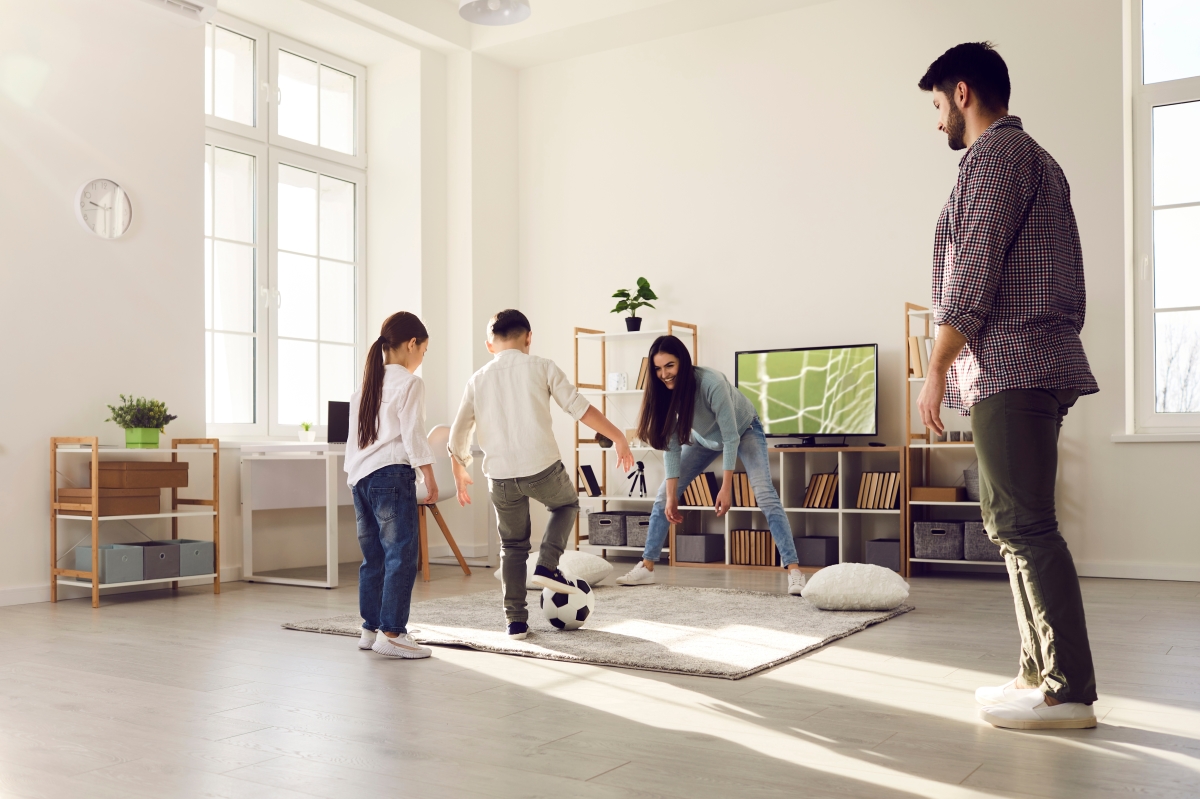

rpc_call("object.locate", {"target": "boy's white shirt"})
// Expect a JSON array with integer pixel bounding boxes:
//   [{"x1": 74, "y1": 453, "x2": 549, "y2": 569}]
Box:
[
  {"x1": 344, "y1": 365, "x2": 435, "y2": 487},
  {"x1": 449, "y1": 349, "x2": 591, "y2": 480}
]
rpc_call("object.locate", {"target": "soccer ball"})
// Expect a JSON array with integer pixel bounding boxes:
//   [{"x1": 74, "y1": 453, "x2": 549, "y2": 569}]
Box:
[{"x1": 539, "y1": 578, "x2": 595, "y2": 630}]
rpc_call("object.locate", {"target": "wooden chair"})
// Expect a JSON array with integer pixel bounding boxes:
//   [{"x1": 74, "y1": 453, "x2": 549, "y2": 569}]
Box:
[{"x1": 415, "y1": 425, "x2": 472, "y2": 582}]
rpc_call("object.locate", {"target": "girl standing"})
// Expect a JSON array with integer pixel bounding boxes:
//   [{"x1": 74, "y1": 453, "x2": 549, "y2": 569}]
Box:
[
  {"x1": 344, "y1": 311, "x2": 436, "y2": 659},
  {"x1": 615, "y1": 335, "x2": 806, "y2": 595}
]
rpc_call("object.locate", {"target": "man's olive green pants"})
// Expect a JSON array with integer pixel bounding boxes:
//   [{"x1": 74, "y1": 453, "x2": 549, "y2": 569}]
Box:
[{"x1": 971, "y1": 388, "x2": 1097, "y2": 705}]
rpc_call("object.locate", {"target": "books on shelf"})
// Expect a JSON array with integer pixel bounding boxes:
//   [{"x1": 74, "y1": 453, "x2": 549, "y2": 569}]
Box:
[
  {"x1": 856, "y1": 471, "x2": 900, "y2": 509},
  {"x1": 802, "y1": 472, "x2": 838, "y2": 509},
  {"x1": 732, "y1": 529, "x2": 777, "y2": 566},
  {"x1": 908, "y1": 335, "x2": 933, "y2": 378},
  {"x1": 635, "y1": 357, "x2": 650, "y2": 390},
  {"x1": 679, "y1": 472, "x2": 760, "y2": 508},
  {"x1": 578, "y1": 465, "x2": 602, "y2": 497}
]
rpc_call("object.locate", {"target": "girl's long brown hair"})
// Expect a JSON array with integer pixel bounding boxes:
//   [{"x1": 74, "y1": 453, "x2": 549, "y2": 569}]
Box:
[
  {"x1": 358, "y1": 311, "x2": 429, "y2": 449},
  {"x1": 636, "y1": 335, "x2": 697, "y2": 451}
]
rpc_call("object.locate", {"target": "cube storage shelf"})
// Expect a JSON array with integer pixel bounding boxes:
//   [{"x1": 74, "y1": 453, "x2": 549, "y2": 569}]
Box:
[{"x1": 50, "y1": 437, "x2": 220, "y2": 608}]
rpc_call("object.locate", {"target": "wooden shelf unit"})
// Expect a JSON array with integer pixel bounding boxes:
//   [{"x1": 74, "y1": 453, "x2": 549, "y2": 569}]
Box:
[
  {"x1": 903, "y1": 303, "x2": 998, "y2": 575},
  {"x1": 572, "y1": 320, "x2": 698, "y2": 554},
  {"x1": 50, "y1": 437, "x2": 220, "y2": 608}
]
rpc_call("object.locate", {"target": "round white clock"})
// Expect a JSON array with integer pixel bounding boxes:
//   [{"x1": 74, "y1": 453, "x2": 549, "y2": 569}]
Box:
[{"x1": 75, "y1": 179, "x2": 133, "y2": 239}]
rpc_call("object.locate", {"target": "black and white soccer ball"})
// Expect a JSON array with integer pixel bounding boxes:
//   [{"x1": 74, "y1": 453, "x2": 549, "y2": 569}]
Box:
[{"x1": 539, "y1": 578, "x2": 595, "y2": 630}]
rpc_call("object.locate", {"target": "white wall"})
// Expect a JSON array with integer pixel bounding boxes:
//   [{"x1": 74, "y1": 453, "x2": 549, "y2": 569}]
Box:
[
  {"x1": 518, "y1": 0, "x2": 1200, "y2": 579},
  {"x1": 0, "y1": 0, "x2": 206, "y2": 604}
]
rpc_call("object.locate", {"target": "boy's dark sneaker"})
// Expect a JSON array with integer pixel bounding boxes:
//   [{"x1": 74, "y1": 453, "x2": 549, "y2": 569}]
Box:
[
  {"x1": 507, "y1": 621, "x2": 529, "y2": 640},
  {"x1": 531, "y1": 565, "x2": 581, "y2": 595}
]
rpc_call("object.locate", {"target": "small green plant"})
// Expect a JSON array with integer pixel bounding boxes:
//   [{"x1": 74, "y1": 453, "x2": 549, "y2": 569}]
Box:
[
  {"x1": 106, "y1": 395, "x2": 177, "y2": 431},
  {"x1": 611, "y1": 277, "x2": 658, "y2": 318},
  {"x1": 300, "y1": 422, "x2": 313, "y2": 431}
]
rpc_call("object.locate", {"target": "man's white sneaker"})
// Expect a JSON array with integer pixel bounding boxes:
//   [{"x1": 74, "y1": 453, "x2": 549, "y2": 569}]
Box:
[
  {"x1": 358, "y1": 628, "x2": 377, "y2": 650},
  {"x1": 371, "y1": 631, "x2": 432, "y2": 659},
  {"x1": 615, "y1": 563, "x2": 656, "y2": 586},
  {"x1": 979, "y1": 692, "x2": 1096, "y2": 730},
  {"x1": 975, "y1": 678, "x2": 1041, "y2": 706},
  {"x1": 787, "y1": 570, "x2": 807, "y2": 595}
]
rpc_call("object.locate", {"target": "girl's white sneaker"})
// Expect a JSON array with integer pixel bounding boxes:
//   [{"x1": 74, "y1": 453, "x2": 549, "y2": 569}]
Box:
[
  {"x1": 615, "y1": 562, "x2": 655, "y2": 586},
  {"x1": 358, "y1": 628, "x2": 377, "y2": 650},
  {"x1": 372, "y1": 631, "x2": 432, "y2": 659},
  {"x1": 787, "y1": 570, "x2": 807, "y2": 595}
]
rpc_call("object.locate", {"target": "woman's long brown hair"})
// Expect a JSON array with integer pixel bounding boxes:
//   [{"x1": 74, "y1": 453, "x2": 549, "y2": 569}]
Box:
[
  {"x1": 636, "y1": 335, "x2": 697, "y2": 451},
  {"x1": 358, "y1": 311, "x2": 429, "y2": 449}
]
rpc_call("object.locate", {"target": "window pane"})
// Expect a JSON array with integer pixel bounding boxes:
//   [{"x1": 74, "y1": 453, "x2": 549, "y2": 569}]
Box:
[
  {"x1": 213, "y1": 26, "x2": 255, "y2": 126},
  {"x1": 205, "y1": 332, "x2": 213, "y2": 424},
  {"x1": 204, "y1": 239, "x2": 213, "y2": 329},
  {"x1": 1144, "y1": 0, "x2": 1200, "y2": 84},
  {"x1": 204, "y1": 23, "x2": 213, "y2": 116},
  {"x1": 278, "y1": 51, "x2": 318, "y2": 145},
  {"x1": 1155, "y1": 310, "x2": 1200, "y2": 412},
  {"x1": 213, "y1": 147, "x2": 254, "y2": 243},
  {"x1": 1154, "y1": 206, "x2": 1200, "y2": 309},
  {"x1": 319, "y1": 175, "x2": 354, "y2": 261},
  {"x1": 1152, "y1": 101, "x2": 1200, "y2": 207},
  {"x1": 319, "y1": 343, "x2": 354, "y2": 425},
  {"x1": 319, "y1": 65, "x2": 355, "y2": 154},
  {"x1": 279, "y1": 338, "x2": 317, "y2": 425},
  {"x1": 277, "y1": 164, "x2": 317, "y2": 255},
  {"x1": 278, "y1": 252, "x2": 317, "y2": 339},
  {"x1": 213, "y1": 241, "x2": 255, "y2": 333},
  {"x1": 319, "y1": 260, "x2": 354, "y2": 343},
  {"x1": 213, "y1": 332, "x2": 255, "y2": 424},
  {"x1": 204, "y1": 144, "x2": 212, "y2": 238}
]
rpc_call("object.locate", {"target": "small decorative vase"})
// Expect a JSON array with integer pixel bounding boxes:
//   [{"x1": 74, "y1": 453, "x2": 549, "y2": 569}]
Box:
[
  {"x1": 298, "y1": 429, "x2": 317, "y2": 442},
  {"x1": 625, "y1": 316, "x2": 643, "y2": 332},
  {"x1": 125, "y1": 428, "x2": 160, "y2": 449}
]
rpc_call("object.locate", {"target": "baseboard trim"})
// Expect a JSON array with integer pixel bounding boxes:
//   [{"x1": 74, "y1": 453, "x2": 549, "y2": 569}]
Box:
[
  {"x1": 0, "y1": 584, "x2": 52, "y2": 607},
  {"x1": 1076, "y1": 561, "x2": 1200, "y2": 583}
]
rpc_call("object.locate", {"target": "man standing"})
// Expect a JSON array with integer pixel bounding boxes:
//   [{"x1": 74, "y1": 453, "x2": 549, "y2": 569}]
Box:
[{"x1": 916, "y1": 42, "x2": 1099, "y2": 730}]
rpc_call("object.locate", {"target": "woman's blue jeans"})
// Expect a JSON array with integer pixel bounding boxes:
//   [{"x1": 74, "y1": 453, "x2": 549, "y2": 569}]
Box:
[
  {"x1": 353, "y1": 464, "x2": 419, "y2": 634},
  {"x1": 641, "y1": 418, "x2": 798, "y2": 566}
]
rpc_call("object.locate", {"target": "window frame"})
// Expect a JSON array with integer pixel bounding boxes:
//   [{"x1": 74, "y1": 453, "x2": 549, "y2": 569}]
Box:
[
  {"x1": 1132, "y1": 0, "x2": 1200, "y2": 432},
  {"x1": 204, "y1": 13, "x2": 268, "y2": 142},
  {"x1": 267, "y1": 33, "x2": 367, "y2": 170},
  {"x1": 204, "y1": 129, "x2": 270, "y2": 438},
  {"x1": 267, "y1": 148, "x2": 368, "y2": 438}
]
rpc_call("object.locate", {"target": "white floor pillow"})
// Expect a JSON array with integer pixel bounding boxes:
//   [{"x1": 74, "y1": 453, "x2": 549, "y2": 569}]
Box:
[
  {"x1": 800, "y1": 562, "x2": 909, "y2": 610},
  {"x1": 491, "y1": 551, "x2": 614, "y2": 588}
]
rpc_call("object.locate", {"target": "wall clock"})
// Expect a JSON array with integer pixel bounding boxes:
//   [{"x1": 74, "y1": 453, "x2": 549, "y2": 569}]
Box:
[{"x1": 75, "y1": 179, "x2": 133, "y2": 239}]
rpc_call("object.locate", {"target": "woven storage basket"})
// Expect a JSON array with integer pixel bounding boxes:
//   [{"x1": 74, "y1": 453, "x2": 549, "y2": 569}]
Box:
[
  {"x1": 913, "y1": 521, "x2": 964, "y2": 560},
  {"x1": 964, "y1": 521, "x2": 1004, "y2": 562},
  {"x1": 625, "y1": 514, "x2": 651, "y2": 548},
  {"x1": 587, "y1": 512, "x2": 628, "y2": 546},
  {"x1": 963, "y1": 463, "x2": 980, "y2": 501}
]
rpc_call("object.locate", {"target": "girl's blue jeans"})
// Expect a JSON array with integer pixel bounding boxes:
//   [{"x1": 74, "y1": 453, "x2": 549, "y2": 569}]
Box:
[
  {"x1": 353, "y1": 464, "x2": 419, "y2": 634},
  {"x1": 641, "y1": 417, "x2": 798, "y2": 566}
]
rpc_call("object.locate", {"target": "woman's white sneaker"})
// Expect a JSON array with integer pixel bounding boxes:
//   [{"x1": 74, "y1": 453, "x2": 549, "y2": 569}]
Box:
[
  {"x1": 975, "y1": 678, "x2": 1041, "y2": 706},
  {"x1": 979, "y1": 692, "x2": 1096, "y2": 730},
  {"x1": 358, "y1": 628, "x2": 377, "y2": 650},
  {"x1": 787, "y1": 570, "x2": 807, "y2": 595},
  {"x1": 372, "y1": 631, "x2": 432, "y2": 659},
  {"x1": 616, "y1": 563, "x2": 655, "y2": 586}
]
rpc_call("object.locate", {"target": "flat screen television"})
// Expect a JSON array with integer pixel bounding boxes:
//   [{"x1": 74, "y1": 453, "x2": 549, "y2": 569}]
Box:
[{"x1": 734, "y1": 344, "x2": 878, "y2": 437}]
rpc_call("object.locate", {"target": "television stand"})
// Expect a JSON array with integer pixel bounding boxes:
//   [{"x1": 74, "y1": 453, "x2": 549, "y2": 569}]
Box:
[{"x1": 775, "y1": 436, "x2": 849, "y2": 448}]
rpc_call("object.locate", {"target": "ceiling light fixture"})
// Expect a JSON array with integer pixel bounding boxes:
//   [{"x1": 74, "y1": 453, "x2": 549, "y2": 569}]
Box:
[{"x1": 458, "y1": 0, "x2": 531, "y2": 26}]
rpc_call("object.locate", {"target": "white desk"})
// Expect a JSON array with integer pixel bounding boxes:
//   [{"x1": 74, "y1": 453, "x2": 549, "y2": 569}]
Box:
[{"x1": 240, "y1": 443, "x2": 349, "y2": 588}]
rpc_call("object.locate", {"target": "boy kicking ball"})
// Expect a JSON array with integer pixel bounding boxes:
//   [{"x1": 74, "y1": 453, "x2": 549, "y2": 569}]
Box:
[{"x1": 449, "y1": 310, "x2": 634, "y2": 639}]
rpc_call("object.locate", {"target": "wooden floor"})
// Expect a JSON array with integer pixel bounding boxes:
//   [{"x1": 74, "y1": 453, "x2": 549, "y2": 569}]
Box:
[{"x1": 2, "y1": 564, "x2": 1199, "y2": 799}]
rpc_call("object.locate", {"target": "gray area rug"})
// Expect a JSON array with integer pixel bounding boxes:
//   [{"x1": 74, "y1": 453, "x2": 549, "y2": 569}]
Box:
[{"x1": 284, "y1": 585, "x2": 913, "y2": 679}]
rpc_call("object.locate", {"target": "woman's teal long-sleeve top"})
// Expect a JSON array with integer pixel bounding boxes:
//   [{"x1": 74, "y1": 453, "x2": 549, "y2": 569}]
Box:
[{"x1": 663, "y1": 366, "x2": 756, "y2": 480}]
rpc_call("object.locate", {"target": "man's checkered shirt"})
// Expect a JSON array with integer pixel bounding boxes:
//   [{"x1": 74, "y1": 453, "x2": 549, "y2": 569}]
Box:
[{"x1": 932, "y1": 116, "x2": 1098, "y2": 413}]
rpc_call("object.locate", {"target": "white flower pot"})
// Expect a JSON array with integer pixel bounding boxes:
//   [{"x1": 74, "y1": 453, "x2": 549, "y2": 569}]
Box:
[{"x1": 298, "y1": 429, "x2": 316, "y2": 442}]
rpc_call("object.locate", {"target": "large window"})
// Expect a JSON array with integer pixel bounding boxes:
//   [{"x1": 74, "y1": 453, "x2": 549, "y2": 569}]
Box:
[
  {"x1": 1134, "y1": 0, "x2": 1200, "y2": 430},
  {"x1": 204, "y1": 15, "x2": 366, "y2": 437}
]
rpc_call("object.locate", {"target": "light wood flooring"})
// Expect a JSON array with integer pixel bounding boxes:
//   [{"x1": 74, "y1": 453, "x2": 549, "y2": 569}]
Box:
[{"x1": 1, "y1": 563, "x2": 1199, "y2": 798}]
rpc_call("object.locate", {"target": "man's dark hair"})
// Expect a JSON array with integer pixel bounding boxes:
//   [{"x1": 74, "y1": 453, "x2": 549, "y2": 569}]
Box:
[
  {"x1": 918, "y1": 42, "x2": 1010, "y2": 112},
  {"x1": 489, "y1": 309, "x2": 531, "y2": 340}
]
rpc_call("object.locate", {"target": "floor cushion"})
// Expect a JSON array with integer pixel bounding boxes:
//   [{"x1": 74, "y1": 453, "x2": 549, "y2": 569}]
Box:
[{"x1": 800, "y1": 562, "x2": 909, "y2": 610}]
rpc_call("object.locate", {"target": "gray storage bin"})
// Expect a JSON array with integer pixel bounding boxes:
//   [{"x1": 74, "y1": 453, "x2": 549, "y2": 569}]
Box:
[
  {"x1": 75, "y1": 544, "x2": 143, "y2": 584},
  {"x1": 587, "y1": 512, "x2": 627, "y2": 546},
  {"x1": 675, "y1": 534, "x2": 725, "y2": 563},
  {"x1": 625, "y1": 514, "x2": 651, "y2": 549},
  {"x1": 128, "y1": 541, "x2": 181, "y2": 580},
  {"x1": 964, "y1": 522, "x2": 1003, "y2": 562},
  {"x1": 176, "y1": 539, "x2": 215, "y2": 576},
  {"x1": 963, "y1": 464, "x2": 980, "y2": 501},
  {"x1": 866, "y1": 538, "x2": 902, "y2": 572},
  {"x1": 913, "y1": 521, "x2": 964, "y2": 560},
  {"x1": 795, "y1": 535, "x2": 838, "y2": 567}
]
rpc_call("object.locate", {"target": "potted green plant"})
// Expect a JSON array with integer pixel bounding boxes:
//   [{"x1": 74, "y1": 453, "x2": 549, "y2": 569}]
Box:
[
  {"x1": 106, "y1": 395, "x2": 177, "y2": 449},
  {"x1": 611, "y1": 277, "x2": 658, "y2": 332},
  {"x1": 298, "y1": 421, "x2": 316, "y2": 443}
]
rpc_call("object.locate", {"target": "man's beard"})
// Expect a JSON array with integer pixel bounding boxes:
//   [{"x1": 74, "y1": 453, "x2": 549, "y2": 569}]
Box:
[{"x1": 945, "y1": 103, "x2": 967, "y2": 151}]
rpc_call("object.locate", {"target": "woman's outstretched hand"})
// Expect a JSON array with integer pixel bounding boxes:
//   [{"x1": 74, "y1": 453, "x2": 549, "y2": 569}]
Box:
[
  {"x1": 665, "y1": 495, "x2": 684, "y2": 525},
  {"x1": 714, "y1": 484, "x2": 733, "y2": 517}
]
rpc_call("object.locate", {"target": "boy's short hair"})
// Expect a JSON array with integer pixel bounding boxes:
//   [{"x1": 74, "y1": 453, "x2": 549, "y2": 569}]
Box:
[
  {"x1": 489, "y1": 309, "x2": 532, "y2": 340},
  {"x1": 918, "y1": 42, "x2": 1011, "y2": 113}
]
